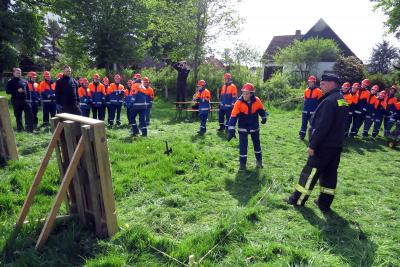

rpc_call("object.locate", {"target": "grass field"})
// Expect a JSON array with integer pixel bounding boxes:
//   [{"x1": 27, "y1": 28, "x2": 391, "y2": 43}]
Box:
[{"x1": 0, "y1": 96, "x2": 399, "y2": 266}]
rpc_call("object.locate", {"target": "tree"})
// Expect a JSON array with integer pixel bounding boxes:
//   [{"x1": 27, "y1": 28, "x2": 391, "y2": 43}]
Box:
[
  {"x1": 274, "y1": 38, "x2": 340, "y2": 80},
  {"x1": 333, "y1": 56, "x2": 366, "y2": 84},
  {"x1": 369, "y1": 40, "x2": 399, "y2": 74},
  {"x1": 232, "y1": 42, "x2": 261, "y2": 70},
  {"x1": 371, "y1": 0, "x2": 400, "y2": 37},
  {"x1": 56, "y1": 30, "x2": 91, "y2": 71},
  {"x1": 37, "y1": 19, "x2": 65, "y2": 69}
]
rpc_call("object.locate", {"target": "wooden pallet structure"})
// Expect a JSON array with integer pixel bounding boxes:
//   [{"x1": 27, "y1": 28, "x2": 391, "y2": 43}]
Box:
[
  {"x1": 0, "y1": 96, "x2": 18, "y2": 163},
  {"x1": 14, "y1": 113, "x2": 118, "y2": 250}
]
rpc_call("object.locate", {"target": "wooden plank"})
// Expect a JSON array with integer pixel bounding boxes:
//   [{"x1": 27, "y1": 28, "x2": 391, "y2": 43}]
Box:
[
  {"x1": 56, "y1": 113, "x2": 103, "y2": 125},
  {"x1": 81, "y1": 125, "x2": 105, "y2": 236},
  {"x1": 0, "y1": 97, "x2": 18, "y2": 160},
  {"x1": 63, "y1": 121, "x2": 86, "y2": 225},
  {"x1": 92, "y1": 122, "x2": 118, "y2": 237},
  {"x1": 35, "y1": 136, "x2": 85, "y2": 250},
  {"x1": 15, "y1": 122, "x2": 64, "y2": 230}
]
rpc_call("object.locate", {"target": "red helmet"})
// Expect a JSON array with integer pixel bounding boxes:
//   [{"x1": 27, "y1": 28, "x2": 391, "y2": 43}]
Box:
[
  {"x1": 133, "y1": 73, "x2": 141, "y2": 79},
  {"x1": 224, "y1": 73, "x2": 232, "y2": 79},
  {"x1": 379, "y1": 90, "x2": 387, "y2": 98},
  {"x1": 390, "y1": 85, "x2": 397, "y2": 91},
  {"x1": 197, "y1": 80, "x2": 206, "y2": 87},
  {"x1": 308, "y1": 76, "x2": 317, "y2": 82},
  {"x1": 143, "y1": 76, "x2": 149, "y2": 83},
  {"x1": 56, "y1": 73, "x2": 63, "y2": 79},
  {"x1": 241, "y1": 83, "x2": 255, "y2": 92},
  {"x1": 361, "y1": 79, "x2": 371, "y2": 87},
  {"x1": 82, "y1": 78, "x2": 89, "y2": 84},
  {"x1": 352, "y1": 83, "x2": 360, "y2": 89},
  {"x1": 28, "y1": 71, "x2": 37, "y2": 78},
  {"x1": 342, "y1": 82, "x2": 351, "y2": 89},
  {"x1": 371, "y1": 85, "x2": 379, "y2": 91},
  {"x1": 43, "y1": 71, "x2": 51, "y2": 78},
  {"x1": 114, "y1": 74, "x2": 121, "y2": 80},
  {"x1": 93, "y1": 73, "x2": 100, "y2": 79}
]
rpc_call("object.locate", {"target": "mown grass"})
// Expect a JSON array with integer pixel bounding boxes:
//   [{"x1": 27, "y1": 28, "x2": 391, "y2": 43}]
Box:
[{"x1": 0, "y1": 93, "x2": 399, "y2": 266}]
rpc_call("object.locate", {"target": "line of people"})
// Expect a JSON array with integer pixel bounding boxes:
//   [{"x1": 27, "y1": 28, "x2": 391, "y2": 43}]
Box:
[{"x1": 299, "y1": 76, "x2": 400, "y2": 140}]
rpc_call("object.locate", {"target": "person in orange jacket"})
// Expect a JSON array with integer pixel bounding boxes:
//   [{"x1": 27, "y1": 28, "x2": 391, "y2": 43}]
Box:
[
  {"x1": 193, "y1": 80, "x2": 211, "y2": 135},
  {"x1": 78, "y1": 78, "x2": 91, "y2": 117},
  {"x1": 384, "y1": 85, "x2": 398, "y2": 136},
  {"x1": 372, "y1": 90, "x2": 388, "y2": 137},
  {"x1": 341, "y1": 82, "x2": 353, "y2": 137},
  {"x1": 107, "y1": 74, "x2": 125, "y2": 127},
  {"x1": 103, "y1": 76, "x2": 111, "y2": 122},
  {"x1": 350, "y1": 79, "x2": 371, "y2": 137},
  {"x1": 39, "y1": 71, "x2": 56, "y2": 127},
  {"x1": 88, "y1": 73, "x2": 106, "y2": 120},
  {"x1": 362, "y1": 84, "x2": 379, "y2": 137},
  {"x1": 227, "y1": 83, "x2": 268, "y2": 170},
  {"x1": 143, "y1": 77, "x2": 155, "y2": 126},
  {"x1": 26, "y1": 71, "x2": 41, "y2": 129},
  {"x1": 218, "y1": 73, "x2": 238, "y2": 131},
  {"x1": 128, "y1": 73, "x2": 148, "y2": 136},
  {"x1": 347, "y1": 82, "x2": 360, "y2": 137},
  {"x1": 125, "y1": 79, "x2": 134, "y2": 126},
  {"x1": 299, "y1": 76, "x2": 322, "y2": 140}
]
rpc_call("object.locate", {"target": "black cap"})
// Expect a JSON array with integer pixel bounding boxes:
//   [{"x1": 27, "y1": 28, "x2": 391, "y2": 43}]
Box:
[{"x1": 321, "y1": 73, "x2": 340, "y2": 83}]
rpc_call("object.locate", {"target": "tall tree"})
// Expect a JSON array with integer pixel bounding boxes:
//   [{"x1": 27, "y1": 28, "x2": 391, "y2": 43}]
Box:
[
  {"x1": 371, "y1": 0, "x2": 400, "y2": 37},
  {"x1": 333, "y1": 56, "x2": 366, "y2": 84},
  {"x1": 232, "y1": 42, "x2": 261, "y2": 69},
  {"x1": 274, "y1": 38, "x2": 340, "y2": 80},
  {"x1": 369, "y1": 40, "x2": 399, "y2": 74},
  {"x1": 38, "y1": 19, "x2": 65, "y2": 69}
]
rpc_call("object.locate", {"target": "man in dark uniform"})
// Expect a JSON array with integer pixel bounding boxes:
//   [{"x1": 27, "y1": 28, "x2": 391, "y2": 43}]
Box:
[
  {"x1": 173, "y1": 61, "x2": 190, "y2": 105},
  {"x1": 6, "y1": 68, "x2": 33, "y2": 132},
  {"x1": 55, "y1": 65, "x2": 81, "y2": 115},
  {"x1": 286, "y1": 73, "x2": 349, "y2": 212}
]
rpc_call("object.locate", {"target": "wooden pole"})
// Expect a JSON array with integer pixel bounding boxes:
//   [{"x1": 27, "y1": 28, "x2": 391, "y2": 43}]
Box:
[{"x1": 0, "y1": 96, "x2": 18, "y2": 160}]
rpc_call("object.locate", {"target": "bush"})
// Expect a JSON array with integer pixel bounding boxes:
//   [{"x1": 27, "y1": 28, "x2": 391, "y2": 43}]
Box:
[{"x1": 259, "y1": 72, "x2": 290, "y2": 102}]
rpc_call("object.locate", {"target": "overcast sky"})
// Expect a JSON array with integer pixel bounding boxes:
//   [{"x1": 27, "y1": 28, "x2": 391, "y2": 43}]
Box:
[{"x1": 213, "y1": 0, "x2": 400, "y2": 63}]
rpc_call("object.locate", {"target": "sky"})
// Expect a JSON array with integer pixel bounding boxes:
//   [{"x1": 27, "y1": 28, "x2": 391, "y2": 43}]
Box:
[{"x1": 213, "y1": 0, "x2": 400, "y2": 63}]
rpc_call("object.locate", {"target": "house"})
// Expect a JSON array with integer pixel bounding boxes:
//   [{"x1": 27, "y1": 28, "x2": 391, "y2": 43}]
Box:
[{"x1": 262, "y1": 18, "x2": 360, "y2": 81}]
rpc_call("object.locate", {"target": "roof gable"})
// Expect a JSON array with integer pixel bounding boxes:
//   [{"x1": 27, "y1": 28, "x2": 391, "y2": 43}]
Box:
[{"x1": 262, "y1": 34, "x2": 303, "y2": 61}]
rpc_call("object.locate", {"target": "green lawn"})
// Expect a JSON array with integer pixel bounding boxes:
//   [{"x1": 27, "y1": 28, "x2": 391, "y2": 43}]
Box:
[{"x1": 0, "y1": 97, "x2": 399, "y2": 266}]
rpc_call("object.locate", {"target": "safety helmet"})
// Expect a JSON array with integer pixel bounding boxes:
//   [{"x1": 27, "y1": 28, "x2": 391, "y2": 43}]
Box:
[
  {"x1": 241, "y1": 83, "x2": 255, "y2": 92},
  {"x1": 308, "y1": 76, "x2": 317, "y2": 82},
  {"x1": 197, "y1": 80, "x2": 206, "y2": 87},
  {"x1": 82, "y1": 78, "x2": 89, "y2": 84},
  {"x1": 93, "y1": 73, "x2": 100, "y2": 79},
  {"x1": 56, "y1": 73, "x2": 63, "y2": 79},
  {"x1": 224, "y1": 73, "x2": 232, "y2": 79},
  {"x1": 133, "y1": 73, "x2": 141, "y2": 79},
  {"x1": 342, "y1": 82, "x2": 351, "y2": 89},
  {"x1": 43, "y1": 71, "x2": 51, "y2": 78},
  {"x1": 352, "y1": 82, "x2": 360, "y2": 89},
  {"x1": 28, "y1": 71, "x2": 37, "y2": 78},
  {"x1": 361, "y1": 79, "x2": 371, "y2": 87}
]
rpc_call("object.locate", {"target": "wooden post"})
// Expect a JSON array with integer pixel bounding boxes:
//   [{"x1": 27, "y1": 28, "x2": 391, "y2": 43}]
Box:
[
  {"x1": 0, "y1": 96, "x2": 18, "y2": 161},
  {"x1": 15, "y1": 122, "x2": 64, "y2": 230},
  {"x1": 189, "y1": 255, "x2": 196, "y2": 266},
  {"x1": 35, "y1": 136, "x2": 85, "y2": 250}
]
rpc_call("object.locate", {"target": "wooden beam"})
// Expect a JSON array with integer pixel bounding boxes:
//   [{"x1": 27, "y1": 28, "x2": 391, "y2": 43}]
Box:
[
  {"x1": 35, "y1": 136, "x2": 85, "y2": 250},
  {"x1": 15, "y1": 122, "x2": 64, "y2": 230},
  {"x1": 0, "y1": 96, "x2": 18, "y2": 160},
  {"x1": 56, "y1": 113, "x2": 103, "y2": 126}
]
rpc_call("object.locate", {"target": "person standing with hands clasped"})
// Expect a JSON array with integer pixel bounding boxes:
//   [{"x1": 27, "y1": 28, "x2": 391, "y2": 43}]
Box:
[
  {"x1": 193, "y1": 80, "x2": 211, "y2": 135},
  {"x1": 227, "y1": 83, "x2": 268, "y2": 170},
  {"x1": 286, "y1": 73, "x2": 348, "y2": 212}
]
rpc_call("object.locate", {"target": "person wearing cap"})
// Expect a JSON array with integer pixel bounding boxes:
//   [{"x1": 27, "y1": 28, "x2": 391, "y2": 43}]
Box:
[
  {"x1": 286, "y1": 73, "x2": 349, "y2": 212},
  {"x1": 55, "y1": 66, "x2": 81, "y2": 115},
  {"x1": 350, "y1": 79, "x2": 371, "y2": 137},
  {"x1": 39, "y1": 71, "x2": 56, "y2": 127},
  {"x1": 227, "y1": 83, "x2": 268, "y2": 170},
  {"x1": 128, "y1": 73, "x2": 148, "y2": 136},
  {"x1": 143, "y1": 77, "x2": 155, "y2": 126},
  {"x1": 299, "y1": 76, "x2": 322, "y2": 140},
  {"x1": 107, "y1": 74, "x2": 125, "y2": 127},
  {"x1": 173, "y1": 60, "x2": 190, "y2": 106},
  {"x1": 88, "y1": 73, "x2": 106, "y2": 120},
  {"x1": 193, "y1": 80, "x2": 211, "y2": 135},
  {"x1": 78, "y1": 78, "x2": 91, "y2": 117},
  {"x1": 6, "y1": 67, "x2": 34, "y2": 132},
  {"x1": 362, "y1": 84, "x2": 379, "y2": 137},
  {"x1": 125, "y1": 79, "x2": 134, "y2": 126},
  {"x1": 218, "y1": 73, "x2": 238, "y2": 132},
  {"x1": 341, "y1": 82, "x2": 353, "y2": 137},
  {"x1": 372, "y1": 91, "x2": 388, "y2": 138},
  {"x1": 26, "y1": 71, "x2": 41, "y2": 130},
  {"x1": 384, "y1": 85, "x2": 398, "y2": 136}
]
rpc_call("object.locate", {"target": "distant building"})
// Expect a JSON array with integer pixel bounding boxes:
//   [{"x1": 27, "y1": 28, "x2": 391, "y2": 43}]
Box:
[{"x1": 262, "y1": 18, "x2": 360, "y2": 81}]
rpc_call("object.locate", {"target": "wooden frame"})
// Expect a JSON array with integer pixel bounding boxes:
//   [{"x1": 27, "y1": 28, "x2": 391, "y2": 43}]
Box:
[
  {"x1": 15, "y1": 113, "x2": 118, "y2": 250},
  {"x1": 0, "y1": 96, "x2": 18, "y2": 162}
]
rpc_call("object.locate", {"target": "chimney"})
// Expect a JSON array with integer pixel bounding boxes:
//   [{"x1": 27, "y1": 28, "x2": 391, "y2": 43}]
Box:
[{"x1": 295, "y1": 30, "x2": 301, "y2": 36}]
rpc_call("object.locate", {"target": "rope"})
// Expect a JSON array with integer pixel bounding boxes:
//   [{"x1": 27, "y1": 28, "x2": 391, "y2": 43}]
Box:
[
  {"x1": 197, "y1": 176, "x2": 277, "y2": 264},
  {"x1": 149, "y1": 245, "x2": 189, "y2": 267}
]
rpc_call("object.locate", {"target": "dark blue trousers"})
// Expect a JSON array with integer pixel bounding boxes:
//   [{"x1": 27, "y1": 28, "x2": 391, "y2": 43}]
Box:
[
  {"x1": 92, "y1": 106, "x2": 105, "y2": 120},
  {"x1": 239, "y1": 131, "x2": 262, "y2": 165},
  {"x1": 362, "y1": 113, "x2": 375, "y2": 137},
  {"x1": 131, "y1": 109, "x2": 147, "y2": 136},
  {"x1": 145, "y1": 106, "x2": 152, "y2": 126},
  {"x1": 384, "y1": 114, "x2": 396, "y2": 135},
  {"x1": 218, "y1": 108, "x2": 232, "y2": 129},
  {"x1": 372, "y1": 115, "x2": 384, "y2": 137},
  {"x1": 199, "y1": 113, "x2": 208, "y2": 133},
  {"x1": 108, "y1": 105, "x2": 122, "y2": 126},
  {"x1": 43, "y1": 103, "x2": 56, "y2": 125},
  {"x1": 81, "y1": 107, "x2": 90, "y2": 117},
  {"x1": 299, "y1": 111, "x2": 312, "y2": 137}
]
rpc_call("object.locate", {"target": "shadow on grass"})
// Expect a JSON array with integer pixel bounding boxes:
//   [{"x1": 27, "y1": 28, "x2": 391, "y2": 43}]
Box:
[
  {"x1": 1, "y1": 220, "x2": 99, "y2": 266},
  {"x1": 297, "y1": 207, "x2": 377, "y2": 266},
  {"x1": 225, "y1": 169, "x2": 267, "y2": 206},
  {"x1": 343, "y1": 136, "x2": 388, "y2": 154}
]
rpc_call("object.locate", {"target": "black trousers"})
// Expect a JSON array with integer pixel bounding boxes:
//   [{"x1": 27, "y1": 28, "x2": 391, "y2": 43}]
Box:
[
  {"x1": 11, "y1": 99, "x2": 33, "y2": 132},
  {"x1": 62, "y1": 104, "x2": 82, "y2": 116},
  {"x1": 176, "y1": 81, "x2": 187, "y2": 103},
  {"x1": 289, "y1": 147, "x2": 342, "y2": 210}
]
